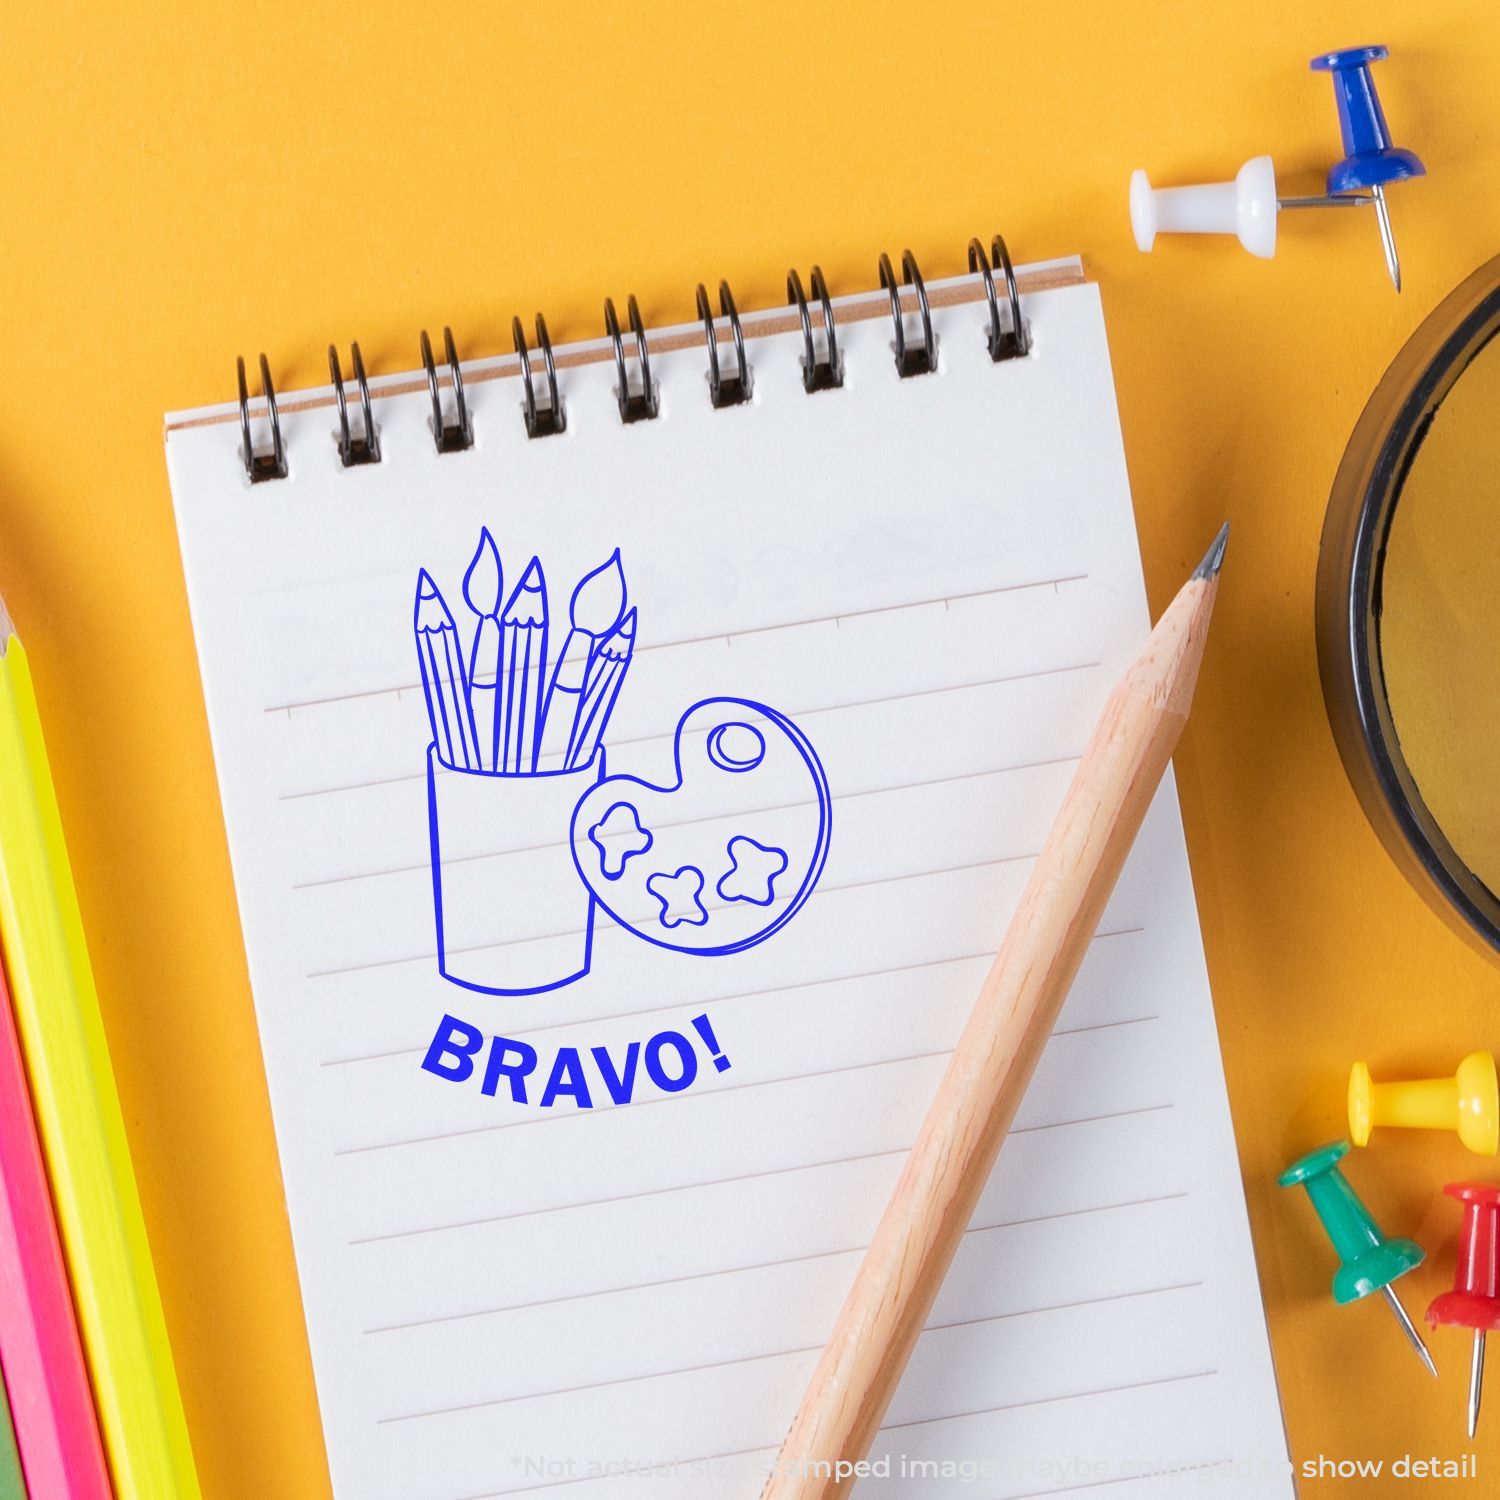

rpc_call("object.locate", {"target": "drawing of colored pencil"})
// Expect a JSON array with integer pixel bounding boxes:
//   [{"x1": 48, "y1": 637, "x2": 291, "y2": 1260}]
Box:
[
  {"x1": 0, "y1": 590, "x2": 202, "y2": 1499},
  {"x1": 500, "y1": 558, "x2": 549, "y2": 774},
  {"x1": 462, "y1": 529, "x2": 504, "y2": 770},
  {"x1": 0, "y1": 951, "x2": 112, "y2": 1499},
  {"x1": 415, "y1": 569, "x2": 479, "y2": 770},
  {"x1": 565, "y1": 607, "x2": 636, "y2": 769},
  {"x1": 541, "y1": 550, "x2": 626, "y2": 764}
]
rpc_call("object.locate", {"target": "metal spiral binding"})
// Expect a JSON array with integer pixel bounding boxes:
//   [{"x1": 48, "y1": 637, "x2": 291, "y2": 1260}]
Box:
[
  {"x1": 787, "y1": 266, "x2": 842, "y2": 392},
  {"x1": 329, "y1": 343, "x2": 381, "y2": 465},
  {"x1": 513, "y1": 314, "x2": 565, "y2": 438},
  {"x1": 604, "y1": 294, "x2": 658, "y2": 423},
  {"x1": 420, "y1": 327, "x2": 474, "y2": 452},
  {"x1": 878, "y1": 249, "x2": 936, "y2": 377},
  {"x1": 968, "y1": 235, "x2": 1029, "y2": 361},
  {"x1": 231, "y1": 231, "x2": 1032, "y2": 476},
  {"x1": 237, "y1": 354, "x2": 287, "y2": 482},
  {"x1": 696, "y1": 281, "x2": 752, "y2": 408}
]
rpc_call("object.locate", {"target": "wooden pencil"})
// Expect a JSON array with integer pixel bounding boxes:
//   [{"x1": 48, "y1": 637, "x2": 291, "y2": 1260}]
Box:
[
  {"x1": 761, "y1": 525, "x2": 1229, "y2": 1499},
  {"x1": 0, "y1": 591, "x2": 201, "y2": 1500}
]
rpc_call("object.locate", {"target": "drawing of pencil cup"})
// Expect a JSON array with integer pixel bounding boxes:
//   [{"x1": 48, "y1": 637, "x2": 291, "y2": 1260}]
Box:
[{"x1": 426, "y1": 746, "x2": 605, "y2": 995}]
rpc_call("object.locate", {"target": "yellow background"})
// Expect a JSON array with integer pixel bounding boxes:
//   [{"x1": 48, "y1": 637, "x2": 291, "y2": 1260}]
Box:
[{"x1": 4, "y1": 2, "x2": 1499, "y2": 1494}]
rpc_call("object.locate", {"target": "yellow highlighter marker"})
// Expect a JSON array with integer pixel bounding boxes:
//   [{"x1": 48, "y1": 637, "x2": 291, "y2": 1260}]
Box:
[{"x1": 0, "y1": 592, "x2": 200, "y2": 1500}]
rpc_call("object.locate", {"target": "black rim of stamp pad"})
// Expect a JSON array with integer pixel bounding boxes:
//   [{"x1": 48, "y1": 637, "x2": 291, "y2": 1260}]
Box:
[{"x1": 1316, "y1": 253, "x2": 1500, "y2": 959}]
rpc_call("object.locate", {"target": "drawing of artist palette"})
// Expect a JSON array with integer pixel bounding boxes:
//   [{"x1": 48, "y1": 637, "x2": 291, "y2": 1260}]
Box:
[{"x1": 570, "y1": 697, "x2": 832, "y2": 956}]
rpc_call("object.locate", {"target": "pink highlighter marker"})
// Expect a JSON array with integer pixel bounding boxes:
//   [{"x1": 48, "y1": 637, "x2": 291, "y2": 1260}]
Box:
[{"x1": 0, "y1": 956, "x2": 112, "y2": 1499}]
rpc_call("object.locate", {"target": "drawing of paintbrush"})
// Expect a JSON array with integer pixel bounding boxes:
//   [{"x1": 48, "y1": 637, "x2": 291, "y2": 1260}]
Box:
[
  {"x1": 541, "y1": 550, "x2": 626, "y2": 765},
  {"x1": 462, "y1": 529, "x2": 504, "y2": 771}
]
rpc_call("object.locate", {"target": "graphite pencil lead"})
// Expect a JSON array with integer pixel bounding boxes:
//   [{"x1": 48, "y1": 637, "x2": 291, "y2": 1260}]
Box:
[{"x1": 1193, "y1": 522, "x2": 1231, "y2": 580}]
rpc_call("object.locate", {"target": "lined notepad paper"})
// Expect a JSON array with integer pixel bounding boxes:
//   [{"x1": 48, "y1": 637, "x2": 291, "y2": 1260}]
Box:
[{"x1": 166, "y1": 264, "x2": 1291, "y2": 1499}]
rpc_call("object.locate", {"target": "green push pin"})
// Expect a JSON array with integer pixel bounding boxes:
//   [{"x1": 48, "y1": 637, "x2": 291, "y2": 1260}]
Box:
[{"x1": 1279, "y1": 1140, "x2": 1437, "y2": 1376}]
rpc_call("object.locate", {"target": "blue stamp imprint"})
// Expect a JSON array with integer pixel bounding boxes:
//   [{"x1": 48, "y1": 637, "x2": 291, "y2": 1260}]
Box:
[
  {"x1": 415, "y1": 533, "x2": 833, "y2": 1014},
  {"x1": 588, "y1": 802, "x2": 653, "y2": 879},
  {"x1": 423, "y1": 1011, "x2": 734, "y2": 1108},
  {"x1": 717, "y1": 836, "x2": 789, "y2": 906},
  {"x1": 647, "y1": 866, "x2": 710, "y2": 928},
  {"x1": 570, "y1": 697, "x2": 832, "y2": 959}
]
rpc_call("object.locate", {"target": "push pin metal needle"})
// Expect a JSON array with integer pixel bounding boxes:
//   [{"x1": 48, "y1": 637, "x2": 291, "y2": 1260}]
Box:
[
  {"x1": 1279, "y1": 1140, "x2": 1437, "y2": 1377},
  {"x1": 1310, "y1": 45, "x2": 1426, "y2": 291},
  {"x1": 1427, "y1": 1185, "x2": 1500, "y2": 1438},
  {"x1": 1132, "y1": 43, "x2": 1422, "y2": 289}
]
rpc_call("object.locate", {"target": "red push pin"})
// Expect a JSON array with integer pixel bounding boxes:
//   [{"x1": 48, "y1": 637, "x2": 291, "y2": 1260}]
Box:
[{"x1": 1427, "y1": 1184, "x2": 1500, "y2": 1438}]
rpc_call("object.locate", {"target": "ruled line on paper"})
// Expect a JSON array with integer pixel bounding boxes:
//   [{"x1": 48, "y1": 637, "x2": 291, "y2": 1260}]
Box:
[
  {"x1": 491, "y1": 998, "x2": 1154, "y2": 1058},
  {"x1": 318, "y1": 929, "x2": 1146, "y2": 1068},
  {"x1": 334, "y1": 1047, "x2": 954, "y2": 1156},
  {"x1": 376, "y1": 1282, "x2": 1205, "y2": 1425},
  {"x1": 262, "y1": 576, "x2": 1091, "y2": 717},
  {"x1": 318, "y1": 943, "x2": 1148, "y2": 1068},
  {"x1": 995, "y1": 1459, "x2": 1237, "y2": 1500},
  {"x1": 290, "y1": 752, "x2": 1086, "y2": 891},
  {"x1": 307, "y1": 849, "x2": 1046, "y2": 981},
  {"x1": 437, "y1": 1369, "x2": 1219, "y2": 1500},
  {"x1": 320, "y1": 947, "x2": 999, "y2": 1067},
  {"x1": 353, "y1": 1145, "x2": 913, "y2": 1249},
  {"x1": 351, "y1": 1022, "x2": 1161, "y2": 1246},
  {"x1": 449, "y1": 1452, "x2": 1228, "y2": 1500},
  {"x1": 879, "y1": 1368, "x2": 1220, "y2": 1433},
  {"x1": 276, "y1": 660, "x2": 1100, "y2": 804},
  {"x1": 334, "y1": 1045, "x2": 1172, "y2": 1152},
  {"x1": 361, "y1": 1192, "x2": 1192, "y2": 1333}
]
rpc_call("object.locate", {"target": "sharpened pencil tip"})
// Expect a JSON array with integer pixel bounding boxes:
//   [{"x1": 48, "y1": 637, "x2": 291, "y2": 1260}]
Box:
[
  {"x1": 1193, "y1": 523, "x2": 1230, "y2": 580},
  {"x1": 501, "y1": 558, "x2": 548, "y2": 624}
]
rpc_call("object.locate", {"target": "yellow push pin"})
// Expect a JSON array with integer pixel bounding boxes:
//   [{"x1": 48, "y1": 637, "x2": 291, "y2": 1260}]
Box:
[{"x1": 1349, "y1": 1053, "x2": 1499, "y2": 1157}]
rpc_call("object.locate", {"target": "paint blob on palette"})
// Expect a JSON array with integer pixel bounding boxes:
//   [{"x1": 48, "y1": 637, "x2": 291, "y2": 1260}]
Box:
[{"x1": 571, "y1": 698, "x2": 831, "y2": 955}]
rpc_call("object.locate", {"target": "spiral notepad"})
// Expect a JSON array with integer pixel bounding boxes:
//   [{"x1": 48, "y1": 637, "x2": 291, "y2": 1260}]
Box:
[{"x1": 164, "y1": 244, "x2": 1291, "y2": 1499}]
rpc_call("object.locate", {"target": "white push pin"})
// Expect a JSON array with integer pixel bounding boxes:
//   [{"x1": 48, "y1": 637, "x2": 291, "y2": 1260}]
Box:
[{"x1": 1130, "y1": 155, "x2": 1370, "y2": 260}]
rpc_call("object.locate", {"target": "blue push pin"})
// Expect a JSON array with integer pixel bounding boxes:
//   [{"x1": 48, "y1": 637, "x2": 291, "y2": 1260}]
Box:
[{"x1": 1311, "y1": 45, "x2": 1425, "y2": 292}]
